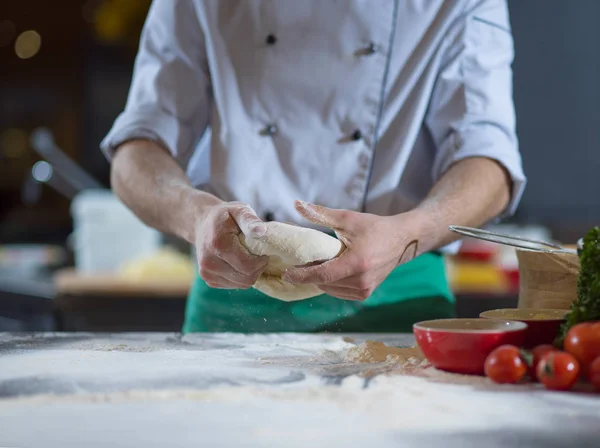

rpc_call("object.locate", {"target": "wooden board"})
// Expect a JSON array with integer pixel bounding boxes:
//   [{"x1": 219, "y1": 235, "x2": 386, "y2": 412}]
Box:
[{"x1": 53, "y1": 268, "x2": 191, "y2": 297}]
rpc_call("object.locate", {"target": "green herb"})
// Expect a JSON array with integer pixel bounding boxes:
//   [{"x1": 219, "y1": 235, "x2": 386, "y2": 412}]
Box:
[{"x1": 556, "y1": 227, "x2": 600, "y2": 347}]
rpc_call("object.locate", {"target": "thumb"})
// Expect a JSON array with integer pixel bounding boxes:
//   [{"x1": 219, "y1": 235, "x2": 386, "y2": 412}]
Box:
[
  {"x1": 229, "y1": 205, "x2": 267, "y2": 238},
  {"x1": 294, "y1": 200, "x2": 347, "y2": 231}
]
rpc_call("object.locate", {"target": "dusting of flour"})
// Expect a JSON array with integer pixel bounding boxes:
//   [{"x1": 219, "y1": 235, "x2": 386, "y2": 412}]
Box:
[
  {"x1": 343, "y1": 340, "x2": 425, "y2": 364},
  {"x1": 3, "y1": 333, "x2": 599, "y2": 447}
]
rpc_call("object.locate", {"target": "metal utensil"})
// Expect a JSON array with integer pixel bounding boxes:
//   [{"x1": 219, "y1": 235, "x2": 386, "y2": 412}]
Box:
[
  {"x1": 21, "y1": 160, "x2": 81, "y2": 204},
  {"x1": 30, "y1": 127, "x2": 104, "y2": 191},
  {"x1": 577, "y1": 237, "x2": 584, "y2": 255},
  {"x1": 449, "y1": 225, "x2": 578, "y2": 255}
]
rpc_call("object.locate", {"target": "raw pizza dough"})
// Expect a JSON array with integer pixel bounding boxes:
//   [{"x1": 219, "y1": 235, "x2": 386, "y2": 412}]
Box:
[{"x1": 239, "y1": 222, "x2": 344, "y2": 301}]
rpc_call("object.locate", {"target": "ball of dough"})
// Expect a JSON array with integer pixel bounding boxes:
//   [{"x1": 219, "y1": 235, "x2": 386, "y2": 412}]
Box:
[{"x1": 239, "y1": 222, "x2": 344, "y2": 301}]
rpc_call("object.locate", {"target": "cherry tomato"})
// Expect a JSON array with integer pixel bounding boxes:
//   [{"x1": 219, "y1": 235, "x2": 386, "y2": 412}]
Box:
[
  {"x1": 536, "y1": 351, "x2": 580, "y2": 391},
  {"x1": 589, "y1": 357, "x2": 600, "y2": 392},
  {"x1": 564, "y1": 322, "x2": 600, "y2": 377},
  {"x1": 529, "y1": 344, "x2": 559, "y2": 381},
  {"x1": 485, "y1": 345, "x2": 527, "y2": 384}
]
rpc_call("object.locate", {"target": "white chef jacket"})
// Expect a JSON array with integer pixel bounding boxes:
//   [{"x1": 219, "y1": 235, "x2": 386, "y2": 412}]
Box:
[{"x1": 101, "y1": 0, "x2": 526, "y2": 252}]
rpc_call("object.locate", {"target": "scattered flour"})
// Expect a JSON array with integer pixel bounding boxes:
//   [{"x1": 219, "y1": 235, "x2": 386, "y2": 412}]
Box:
[
  {"x1": 342, "y1": 340, "x2": 425, "y2": 364},
  {"x1": 2, "y1": 333, "x2": 599, "y2": 448},
  {"x1": 3, "y1": 374, "x2": 594, "y2": 438},
  {"x1": 76, "y1": 343, "x2": 158, "y2": 352}
]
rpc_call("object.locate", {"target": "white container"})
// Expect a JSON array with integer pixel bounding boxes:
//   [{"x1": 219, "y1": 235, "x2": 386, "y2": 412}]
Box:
[{"x1": 71, "y1": 190, "x2": 161, "y2": 274}]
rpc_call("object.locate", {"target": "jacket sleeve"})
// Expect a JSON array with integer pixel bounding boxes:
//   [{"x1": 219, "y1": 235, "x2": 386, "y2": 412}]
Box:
[
  {"x1": 100, "y1": 0, "x2": 210, "y2": 165},
  {"x1": 426, "y1": 0, "x2": 526, "y2": 218}
]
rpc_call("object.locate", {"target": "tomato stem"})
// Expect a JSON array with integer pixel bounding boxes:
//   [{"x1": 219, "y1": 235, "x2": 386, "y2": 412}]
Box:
[
  {"x1": 543, "y1": 354, "x2": 554, "y2": 377},
  {"x1": 520, "y1": 349, "x2": 533, "y2": 367}
]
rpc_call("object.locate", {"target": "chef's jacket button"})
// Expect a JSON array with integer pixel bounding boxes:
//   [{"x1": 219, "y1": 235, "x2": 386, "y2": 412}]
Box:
[
  {"x1": 359, "y1": 153, "x2": 370, "y2": 167},
  {"x1": 454, "y1": 134, "x2": 463, "y2": 151},
  {"x1": 347, "y1": 184, "x2": 363, "y2": 197},
  {"x1": 260, "y1": 124, "x2": 278, "y2": 136},
  {"x1": 351, "y1": 129, "x2": 363, "y2": 141},
  {"x1": 264, "y1": 211, "x2": 275, "y2": 222},
  {"x1": 356, "y1": 42, "x2": 379, "y2": 56},
  {"x1": 366, "y1": 42, "x2": 379, "y2": 54},
  {"x1": 266, "y1": 34, "x2": 277, "y2": 45}
]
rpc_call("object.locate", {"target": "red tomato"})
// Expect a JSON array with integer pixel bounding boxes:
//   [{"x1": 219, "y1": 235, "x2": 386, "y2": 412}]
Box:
[
  {"x1": 564, "y1": 322, "x2": 600, "y2": 377},
  {"x1": 536, "y1": 351, "x2": 580, "y2": 391},
  {"x1": 589, "y1": 357, "x2": 600, "y2": 392},
  {"x1": 485, "y1": 345, "x2": 527, "y2": 384},
  {"x1": 529, "y1": 344, "x2": 559, "y2": 381}
]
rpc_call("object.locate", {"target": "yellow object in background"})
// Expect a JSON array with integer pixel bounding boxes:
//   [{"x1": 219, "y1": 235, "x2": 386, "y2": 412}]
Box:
[
  {"x1": 119, "y1": 247, "x2": 196, "y2": 285},
  {"x1": 447, "y1": 260, "x2": 508, "y2": 293},
  {"x1": 93, "y1": 0, "x2": 152, "y2": 46}
]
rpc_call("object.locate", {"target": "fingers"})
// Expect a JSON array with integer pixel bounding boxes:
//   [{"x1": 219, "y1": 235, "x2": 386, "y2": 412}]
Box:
[
  {"x1": 218, "y1": 234, "x2": 269, "y2": 276},
  {"x1": 294, "y1": 200, "x2": 349, "y2": 232},
  {"x1": 316, "y1": 285, "x2": 369, "y2": 301},
  {"x1": 229, "y1": 203, "x2": 267, "y2": 238},
  {"x1": 283, "y1": 252, "x2": 359, "y2": 285},
  {"x1": 202, "y1": 272, "x2": 250, "y2": 289},
  {"x1": 315, "y1": 269, "x2": 379, "y2": 301},
  {"x1": 283, "y1": 250, "x2": 381, "y2": 301},
  {"x1": 325, "y1": 273, "x2": 375, "y2": 290},
  {"x1": 196, "y1": 203, "x2": 270, "y2": 290},
  {"x1": 199, "y1": 254, "x2": 263, "y2": 289}
]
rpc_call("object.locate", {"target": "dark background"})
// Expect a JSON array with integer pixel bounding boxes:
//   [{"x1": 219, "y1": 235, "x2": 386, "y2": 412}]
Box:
[
  {"x1": 509, "y1": 0, "x2": 600, "y2": 237},
  {"x1": 1, "y1": 0, "x2": 598, "y2": 242},
  {"x1": 0, "y1": 0, "x2": 593, "y2": 332}
]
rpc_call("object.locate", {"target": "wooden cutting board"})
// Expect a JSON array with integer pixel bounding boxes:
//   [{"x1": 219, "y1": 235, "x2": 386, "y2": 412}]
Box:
[{"x1": 53, "y1": 268, "x2": 192, "y2": 297}]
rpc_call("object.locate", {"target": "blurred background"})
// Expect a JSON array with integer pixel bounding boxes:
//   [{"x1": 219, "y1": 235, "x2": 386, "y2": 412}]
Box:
[{"x1": 0, "y1": 0, "x2": 598, "y2": 332}]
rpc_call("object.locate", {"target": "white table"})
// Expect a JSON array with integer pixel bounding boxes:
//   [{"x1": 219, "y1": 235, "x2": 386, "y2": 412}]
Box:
[{"x1": 0, "y1": 332, "x2": 598, "y2": 448}]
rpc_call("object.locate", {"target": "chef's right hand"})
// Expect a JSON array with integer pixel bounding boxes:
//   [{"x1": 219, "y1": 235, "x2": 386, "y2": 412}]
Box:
[{"x1": 194, "y1": 202, "x2": 269, "y2": 289}]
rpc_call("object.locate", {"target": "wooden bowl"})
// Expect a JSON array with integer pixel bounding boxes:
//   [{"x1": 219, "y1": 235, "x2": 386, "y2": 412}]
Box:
[
  {"x1": 413, "y1": 318, "x2": 528, "y2": 375},
  {"x1": 516, "y1": 249, "x2": 579, "y2": 310}
]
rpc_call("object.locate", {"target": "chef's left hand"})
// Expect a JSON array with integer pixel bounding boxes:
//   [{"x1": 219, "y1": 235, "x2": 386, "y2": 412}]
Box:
[{"x1": 283, "y1": 200, "x2": 427, "y2": 301}]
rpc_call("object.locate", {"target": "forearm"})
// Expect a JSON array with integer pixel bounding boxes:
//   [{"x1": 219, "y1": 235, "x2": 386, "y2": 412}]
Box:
[
  {"x1": 409, "y1": 157, "x2": 512, "y2": 253},
  {"x1": 111, "y1": 139, "x2": 222, "y2": 244}
]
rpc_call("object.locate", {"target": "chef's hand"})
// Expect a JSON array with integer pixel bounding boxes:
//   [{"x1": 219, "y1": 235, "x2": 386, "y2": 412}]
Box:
[
  {"x1": 283, "y1": 201, "x2": 425, "y2": 301},
  {"x1": 194, "y1": 202, "x2": 269, "y2": 289}
]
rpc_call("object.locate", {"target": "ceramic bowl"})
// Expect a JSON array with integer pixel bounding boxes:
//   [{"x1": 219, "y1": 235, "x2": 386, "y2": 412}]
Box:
[
  {"x1": 413, "y1": 318, "x2": 528, "y2": 375},
  {"x1": 480, "y1": 308, "x2": 568, "y2": 348}
]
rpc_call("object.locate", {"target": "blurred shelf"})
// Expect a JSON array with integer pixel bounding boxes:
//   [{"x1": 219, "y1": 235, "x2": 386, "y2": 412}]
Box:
[
  {"x1": 0, "y1": 263, "x2": 522, "y2": 331},
  {"x1": 53, "y1": 268, "x2": 191, "y2": 298}
]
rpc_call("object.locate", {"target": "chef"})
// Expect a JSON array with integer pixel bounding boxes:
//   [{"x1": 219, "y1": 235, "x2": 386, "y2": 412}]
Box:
[{"x1": 101, "y1": 0, "x2": 526, "y2": 333}]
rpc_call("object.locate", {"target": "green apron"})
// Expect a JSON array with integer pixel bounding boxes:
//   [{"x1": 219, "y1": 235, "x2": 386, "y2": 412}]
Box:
[{"x1": 183, "y1": 252, "x2": 455, "y2": 333}]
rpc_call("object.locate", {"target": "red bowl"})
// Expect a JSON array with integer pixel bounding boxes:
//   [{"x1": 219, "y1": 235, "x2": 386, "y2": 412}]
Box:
[
  {"x1": 413, "y1": 318, "x2": 528, "y2": 375},
  {"x1": 480, "y1": 308, "x2": 568, "y2": 348}
]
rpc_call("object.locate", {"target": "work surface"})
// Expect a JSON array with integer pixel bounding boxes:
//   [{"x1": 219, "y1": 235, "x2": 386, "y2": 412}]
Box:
[{"x1": 1, "y1": 333, "x2": 599, "y2": 448}]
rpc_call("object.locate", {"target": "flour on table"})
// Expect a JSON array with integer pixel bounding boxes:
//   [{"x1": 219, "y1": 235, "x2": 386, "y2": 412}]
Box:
[
  {"x1": 343, "y1": 340, "x2": 425, "y2": 364},
  {"x1": 240, "y1": 221, "x2": 344, "y2": 301},
  {"x1": 4, "y1": 333, "x2": 599, "y2": 447},
  {"x1": 3, "y1": 375, "x2": 581, "y2": 437},
  {"x1": 76, "y1": 343, "x2": 157, "y2": 352}
]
